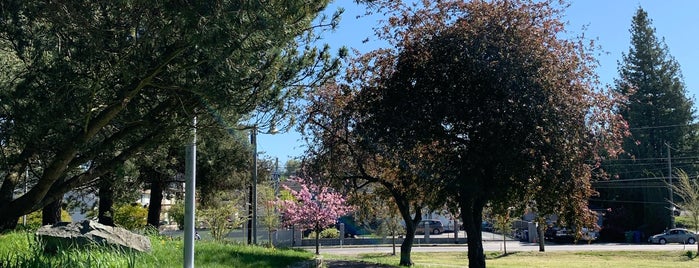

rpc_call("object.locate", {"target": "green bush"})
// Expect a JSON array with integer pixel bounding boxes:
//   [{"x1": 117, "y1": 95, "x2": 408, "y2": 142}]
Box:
[
  {"x1": 675, "y1": 216, "x2": 695, "y2": 229},
  {"x1": 321, "y1": 228, "x2": 340, "y2": 238},
  {"x1": 308, "y1": 228, "x2": 340, "y2": 239},
  {"x1": 17, "y1": 209, "x2": 73, "y2": 229},
  {"x1": 168, "y1": 202, "x2": 185, "y2": 230},
  {"x1": 113, "y1": 203, "x2": 148, "y2": 230}
]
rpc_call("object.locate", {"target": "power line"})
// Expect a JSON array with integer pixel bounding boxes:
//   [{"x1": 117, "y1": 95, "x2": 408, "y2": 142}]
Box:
[
  {"x1": 594, "y1": 185, "x2": 666, "y2": 189},
  {"x1": 589, "y1": 199, "x2": 669, "y2": 205},
  {"x1": 629, "y1": 123, "x2": 698, "y2": 130},
  {"x1": 593, "y1": 177, "x2": 666, "y2": 183},
  {"x1": 602, "y1": 155, "x2": 699, "y2": 162}
]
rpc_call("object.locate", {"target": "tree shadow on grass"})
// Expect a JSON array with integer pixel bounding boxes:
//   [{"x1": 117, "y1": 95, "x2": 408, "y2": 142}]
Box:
[
  {"x1": 487, "y1": 251, "x2": 522, "y2": 259},
  {"x1": 326, "y1": 260, "x2": 398, "y2": 268}
]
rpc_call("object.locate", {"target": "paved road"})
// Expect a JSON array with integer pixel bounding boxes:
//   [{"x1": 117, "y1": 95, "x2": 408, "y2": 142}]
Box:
[
  {"x1": 318, "y1": 241, "x2": 698, "y2": 255},
  {"x1": 162, "y1": 229, "x2": 697, "y2": 255}
]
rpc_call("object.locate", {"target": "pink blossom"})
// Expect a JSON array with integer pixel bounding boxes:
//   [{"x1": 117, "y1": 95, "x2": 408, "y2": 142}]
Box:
[{"x1": 277, "y1": 177, "x2": 354, "y2": 232}]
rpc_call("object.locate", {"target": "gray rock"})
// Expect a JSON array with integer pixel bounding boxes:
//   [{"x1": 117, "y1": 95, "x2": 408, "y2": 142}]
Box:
[{"x1": 36, "y1": 220, "x2": 151, "y2": 253}]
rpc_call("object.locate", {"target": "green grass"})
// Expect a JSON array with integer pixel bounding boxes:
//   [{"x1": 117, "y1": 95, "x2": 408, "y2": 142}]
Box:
[
  {"x1": 0, "y1": 230, "x2": 314, "y2": 268},
  {"x1": 325, "y1": 251, "x2": 699, "y2": 268},
  {"x1": 5, "y1": 229, "x2": 699, "y2": 267}
]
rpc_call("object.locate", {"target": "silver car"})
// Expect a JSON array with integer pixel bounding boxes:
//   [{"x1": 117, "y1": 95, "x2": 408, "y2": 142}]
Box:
[
  {"x1": 648, "y1": 228, "x2": 697, "y2": 244},
  {"x1": 415, "y1": 220, "x2": 444, "y2": 235}
]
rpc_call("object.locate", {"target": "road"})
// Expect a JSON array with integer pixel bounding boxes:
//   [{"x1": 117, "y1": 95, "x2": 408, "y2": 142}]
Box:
[
  {"x1": 161, "y1": 229, "x2": 698, "y2": 255},
  {"x1": 318, "y1": 241, "x2": 698, "y2": 255}
]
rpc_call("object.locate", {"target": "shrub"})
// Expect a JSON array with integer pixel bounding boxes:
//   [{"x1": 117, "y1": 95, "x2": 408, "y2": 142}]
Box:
[
  {"x1": 308, "y1": 228, "x2": 340, "y2": 239},
  {"x1": 17, "y1": 209, "x2": 73, "y2": 229},
  {"x1": 168, "y1": 202, "x2": 185, "y2": 230},
  {"x1": 113, "y1": 203, "x2": 148, "y2": 230}
]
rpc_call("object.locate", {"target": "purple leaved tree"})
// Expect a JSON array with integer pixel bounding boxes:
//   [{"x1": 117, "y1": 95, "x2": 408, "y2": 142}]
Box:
[{"x1": 277, "y1": 177, "x2": 353, "y2": 254}]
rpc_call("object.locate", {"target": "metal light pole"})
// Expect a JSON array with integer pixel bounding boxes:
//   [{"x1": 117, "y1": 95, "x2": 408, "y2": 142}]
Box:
[{"x1": 184, "y1": 117, "x2": 197, "y2": 268}]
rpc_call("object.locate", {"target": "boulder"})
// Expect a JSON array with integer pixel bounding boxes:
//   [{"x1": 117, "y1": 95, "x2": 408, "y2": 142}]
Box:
[{"x1": 36, "y1": 220, "x2": 151, "y2": 253}]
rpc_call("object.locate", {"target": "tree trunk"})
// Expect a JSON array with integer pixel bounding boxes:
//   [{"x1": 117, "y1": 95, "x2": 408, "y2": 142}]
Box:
[
  {"x1": 315, "y1": 228, "x2": 320, "y2": 255},
  {"x1": 391, "y1": 191, "x2": 420, "y2": 266},
  {"x1": 462, "y1": 198, "x2": 486, "y2": 268},
  {"x1": 42, "y1": 197, "x2": 62, "y2": 225},
  {"x1": 98, "y1": 180, "x2": 115, "y2": 226},
  {"x1": 268, "y1": 227, "x2": 274, "y2": 248},
  {"x1": 400, "y1": 225, "x2": 416, "y2": 266},
  {"x1": 0, "y1": 217, "x2": 18, "y2": 232},
  {"x1": 503, "y1": 228, "x2": 507, "y2": 255},
  {"x1": 392, "y1": 233, "x2": 396, "y2": 256},
  {"x1": 147, "y1": 180, "x2": 164, "y2": 228},
  {"x1": 537, "y1": 223, "x2": 546, "y2": 252},
  {"x1": 0, "y1": 172, "x2": 21, "y2": 232}
]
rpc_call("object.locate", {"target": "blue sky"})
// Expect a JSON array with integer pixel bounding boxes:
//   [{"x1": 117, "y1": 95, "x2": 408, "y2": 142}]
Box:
[{"x1": 257, "y1": 0, "x2": 699, "y2": 168}]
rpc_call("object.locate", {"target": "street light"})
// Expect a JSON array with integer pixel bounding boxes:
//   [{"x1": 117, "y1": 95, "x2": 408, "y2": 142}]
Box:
[{"x1": 184, "y1": 117, "x2": 197, "y2": 268}]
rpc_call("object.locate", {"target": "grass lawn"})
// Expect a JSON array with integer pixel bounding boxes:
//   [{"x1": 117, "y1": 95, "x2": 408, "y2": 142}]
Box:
[
  {"x1": 3, "y1": 229, "x2": 698, "y2": 267},
  {"x1": 328, "y1": 250, "x2": 699, "y2": 268},
  {"x1": 0, "y1": 230, "x2": 313, "y2": 268}
]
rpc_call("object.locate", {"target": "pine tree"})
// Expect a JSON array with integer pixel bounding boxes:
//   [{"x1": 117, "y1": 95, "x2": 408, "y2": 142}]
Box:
[
  {"x1": 602, "y1": 7, "x2": 697, "y2": 234},
  {"x1": 617, "y1": 7, "x2": 695, "y2": 160}
]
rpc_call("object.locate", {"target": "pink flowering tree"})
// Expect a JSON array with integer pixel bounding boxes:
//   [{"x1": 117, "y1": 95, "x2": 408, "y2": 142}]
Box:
[{"x1": 277, "y1": 177, "x2": 354, "y2": 254}]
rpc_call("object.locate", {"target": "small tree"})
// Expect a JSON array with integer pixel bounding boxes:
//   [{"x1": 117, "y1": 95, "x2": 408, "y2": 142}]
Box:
[
  {"x1": 199, "y1": 201, "x2": 245, "y2": 242},
  {"x1": 492, "y1": 209, "x2": 514, "y2": 255},
  {"x1": 277, "y1": 177, "x2": 353, "y2": 254},
  {"x1": 376, "y1": 214, "x2": 404, "y2": 256},
  {"x1": 259, "y1": 185, "x2": 281, "y2": 247},
  {"x1": 669, "y1": 170, "x2": 699, "y2": 254}
]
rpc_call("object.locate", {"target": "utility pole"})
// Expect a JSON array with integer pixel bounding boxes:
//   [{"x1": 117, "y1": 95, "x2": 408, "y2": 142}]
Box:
[
  {"x1": 247, "y1": 127, "x2": 258, "y2": 244},
  {"x1": 273, "y1": 158, "x2": 280, "y2": 197},
  {"x1": 247, "y1": 185, "x2": 253, "y2": 244},
  {"x1": 252, "y1": 127, "x2": 258, "y2": 245},
  {"x1": 245, "y1": 124, "x2": 276, "y2": 245},
  {"x1": 667, "y1": 143, "x2": 675, "y2": 229},
  {"x1": 23, "y1": 166, "x2": 28, "y2": 226}
]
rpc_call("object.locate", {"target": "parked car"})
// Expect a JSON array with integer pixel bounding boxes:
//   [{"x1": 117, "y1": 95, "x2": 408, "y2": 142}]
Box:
[
  {"x1": 545, "y1": 226, "x2": 598, "y2": 242},
  {"x1": 457, "y1": 221, "x2": 492, "y2": 232},
  {"x1": 415, "y1": 220, "x2": 444, "y2": 235},
  {"x1": 648, "y1": 228, "x2": 697, "y2": 245},
  {"x1": 481, "y1": 221, "x2": 494, "y2": 232}
]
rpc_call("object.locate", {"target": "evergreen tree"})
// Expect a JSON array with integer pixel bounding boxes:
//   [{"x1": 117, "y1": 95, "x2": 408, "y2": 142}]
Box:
[
  {"x1": 617, "y1": 7, "x2": 695, "y2": 160},
  {"x1": 600, "y1": 7, "x2": 697, "y2": 235},
  {"x1": 0, "y1": 1, "x2": 342, "y2": 231}
]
